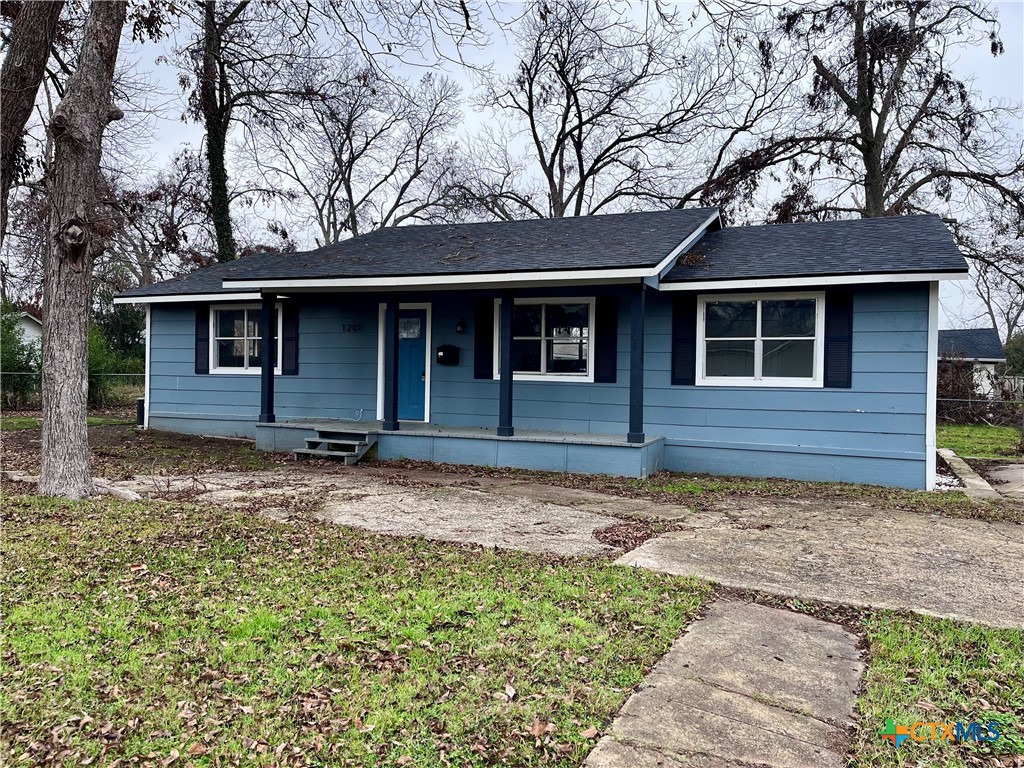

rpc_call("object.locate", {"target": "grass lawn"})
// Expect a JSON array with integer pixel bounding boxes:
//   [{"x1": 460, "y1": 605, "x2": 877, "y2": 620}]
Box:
[
  {"x1": 854, "y1": 612, "x2": 1024, "y2": 766},
  {"x1": 938, "y1": 424, "x2": 1023, "y2": 459},
  {"x1": 0, "y1": 414, "x2": 132, "y2": 431},
  {"x1": 1, "y1": 495, "x2": 709, "y2": 767}
]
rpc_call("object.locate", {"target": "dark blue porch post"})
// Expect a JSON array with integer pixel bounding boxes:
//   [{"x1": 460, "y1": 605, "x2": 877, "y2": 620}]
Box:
[
  {"x1": 627, "y1": 283, "x2": 645, "y2": 443},
  {"x1": 259, "y1": 294, "x2": 277, "y2": 423},
  {"x1": 382, "y1": 296, "x2": 400, "y2": 431},
  {"x1": 497, "y1": 290, "x2": 514, "y2": 437}
]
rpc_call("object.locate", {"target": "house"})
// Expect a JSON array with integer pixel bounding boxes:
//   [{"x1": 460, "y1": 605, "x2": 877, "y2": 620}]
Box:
[
  {"x1": 16, "y1": 310, "x2": 42, "y2": 345},
  {"x1": 115, "y1": 209, "x2": 969, "y2": 490},
  {"x1": 938, "y1": 327, "x2": 1006, "y2": 397}
]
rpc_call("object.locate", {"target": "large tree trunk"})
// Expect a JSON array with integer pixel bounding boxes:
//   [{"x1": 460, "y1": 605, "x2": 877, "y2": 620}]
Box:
[
  {"x1": 201, "y1": 0, "x2": 237, "y2": 262},
  {"x1": 40, "y1": 0, "x2": 128, "y2": 499},
  {"x1": 0, "y1": 0, "x2": 65, "y2": 252}
]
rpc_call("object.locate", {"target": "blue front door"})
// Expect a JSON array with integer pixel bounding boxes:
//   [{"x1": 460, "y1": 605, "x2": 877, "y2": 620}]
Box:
[{"x1": 397, "y1": 309, "x2": 427, "y2": 420}]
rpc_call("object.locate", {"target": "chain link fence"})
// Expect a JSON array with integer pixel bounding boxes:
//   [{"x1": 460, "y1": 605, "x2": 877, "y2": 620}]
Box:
[{"x1": 1, "y1": 372, "x2": 144, "y2": 410}]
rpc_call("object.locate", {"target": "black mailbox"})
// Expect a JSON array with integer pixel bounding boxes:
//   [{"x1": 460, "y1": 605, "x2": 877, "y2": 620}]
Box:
[{"x1": 436, "y1": 344, "x2": 460, "y2": 366}]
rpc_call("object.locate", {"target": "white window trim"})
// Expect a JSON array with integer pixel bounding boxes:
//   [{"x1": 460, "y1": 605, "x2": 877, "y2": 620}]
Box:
[
  {"x1": 375, "y1": 302, "x2": 432, "y2": 423},
  {"x1": 209, "y1": 303, "x2": 283, "y2": 375},
  {"x1": 492, "y1": 297, "x2": 596, "y2": 384},
  {"x1": 696, "y1": 291, "x2": 826, "y2": 388}
]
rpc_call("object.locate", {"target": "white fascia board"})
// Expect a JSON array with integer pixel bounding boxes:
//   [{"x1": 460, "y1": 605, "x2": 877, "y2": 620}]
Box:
[
  {"x1": 940, "y1": 356, "x2": 1006, "y2": 364},
  {"x1": 113, "y1": 292, "x2": 263, "y2": 305},
  {"x1": 654, "y1": 210, "x2": 722, "y2": 280},
  {"x1": 657, "y1": 271, "x2": 968, "y2": 292},
  {"x1": 926, "y1": 282, "x2": 939, "y2": 491},
  {"x1": 221, "y1": 272, "x2": 649, "y2": 291}
]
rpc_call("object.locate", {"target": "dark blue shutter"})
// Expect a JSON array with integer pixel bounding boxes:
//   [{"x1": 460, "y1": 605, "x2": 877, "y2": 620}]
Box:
[
  {"x1": 671, "y1": 295, "x2": 698, "y2": 386},
  {"x1": 824, "y1": 290, "x2": 853, "y2": 388},
  {"x1": 195, "y1": 305, "x2": 210, "y2": 374},
  {"x1": 594, "y1": 296, "x2": 618, "y2": 383},
  {"x1": 281, "y1": 303, "x2": 299, "y2": 375},
  {"x1": 474, "y1": 299, "x2": 494, "y2": 379}
]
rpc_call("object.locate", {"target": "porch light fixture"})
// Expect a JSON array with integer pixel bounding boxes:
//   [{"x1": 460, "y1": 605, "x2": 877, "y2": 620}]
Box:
[{"x1": 455, "y1": 318, "x2": 466, "y2": 334}]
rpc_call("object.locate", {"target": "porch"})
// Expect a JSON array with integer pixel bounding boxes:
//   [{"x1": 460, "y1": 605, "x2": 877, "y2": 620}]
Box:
[{"x1": 256, "y1": 419, "x2": 665, "y2": 478}]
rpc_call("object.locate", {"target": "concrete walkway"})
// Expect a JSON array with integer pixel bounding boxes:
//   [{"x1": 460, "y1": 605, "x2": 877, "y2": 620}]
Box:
[
  {"x1": 619, "y1": 497, "x2": 1024, "y2": 629},
  {"x1": 987, "y1": 462, "x2": 1024, "y2": 499},
  {"x1": 586, "y1": 600, "x2": 863, "y2": 768}
]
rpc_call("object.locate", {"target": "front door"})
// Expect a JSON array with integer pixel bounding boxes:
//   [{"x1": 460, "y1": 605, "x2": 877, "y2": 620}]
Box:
[{"x1": 397, "y1": 309, "x2": 427, "y2": 420}]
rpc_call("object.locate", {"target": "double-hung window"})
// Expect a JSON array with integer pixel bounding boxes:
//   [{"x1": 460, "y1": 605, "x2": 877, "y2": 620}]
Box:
[
  {"x1": 210, "y1": 305, "x2": 282, "y2": 374},
  {"x1": 494, "y1": 298, "x2": 595, "y2": 382},
  {"x1": 697, "y1": 292, "x2": 825, "y2": 387}
]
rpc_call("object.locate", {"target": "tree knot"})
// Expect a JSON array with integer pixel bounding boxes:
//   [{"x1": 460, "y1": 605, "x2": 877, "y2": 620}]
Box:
[{"x1": 59, "y1": 218, "x2": 90, "y2": 272}]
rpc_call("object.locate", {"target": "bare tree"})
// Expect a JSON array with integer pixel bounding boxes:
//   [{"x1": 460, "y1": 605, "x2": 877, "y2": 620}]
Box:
[
  {"x1": 248, "y1": 68, "x2": 462, "y2": 244},
  {"x1": 40, "y1": 0, "x2": 127, "y2": 499},
  {"x1": 100, "y1": 150, "x2": 216, "y2": 289},
  {"x1": 177, "y1": 0, "x2": 347, "y2": 262},
  {"x1": 0, "y1": 0, "x2": 64, "y2": 253},
  {"x1": 749, "y1": 1, "x2": 1023, "y2": 226},
  {"x1": 454, "y1": 0, "x2": 804, "y2": 220}
]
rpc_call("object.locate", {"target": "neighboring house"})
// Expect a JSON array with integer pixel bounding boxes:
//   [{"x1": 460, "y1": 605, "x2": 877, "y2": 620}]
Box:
[
  {"x1": 115, "y1": 210, "x2": 968, "y2": 490},
  {"x1": 937, "y1": 327, "x2": 1006, "y2": 397},
  {"x1": 16, "y1": 311, "x2": 42, "y2": 345}
]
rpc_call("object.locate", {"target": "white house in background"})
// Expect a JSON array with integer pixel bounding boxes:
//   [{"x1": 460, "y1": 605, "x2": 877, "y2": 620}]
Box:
[
  {"x1": 16, "y1": 311, "x2": 42, "y2": 345},
  {"x1": 938, "y1": 327, "x2": 1006, "y2": 396}
]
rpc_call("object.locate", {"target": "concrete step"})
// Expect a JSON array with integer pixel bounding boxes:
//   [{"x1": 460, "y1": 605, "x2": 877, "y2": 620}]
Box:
[
  {"x1": 293, "y1": 448, "x2": 362, "y2": 465},
  {"x1": 305, "y1": 438, "x2": 368, "y2": 450}
]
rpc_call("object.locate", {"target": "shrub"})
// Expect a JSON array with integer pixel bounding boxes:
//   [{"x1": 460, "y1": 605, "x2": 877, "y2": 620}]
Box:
[{"x1": 88, "y1": 325, "x2": 143, "y2": 407}]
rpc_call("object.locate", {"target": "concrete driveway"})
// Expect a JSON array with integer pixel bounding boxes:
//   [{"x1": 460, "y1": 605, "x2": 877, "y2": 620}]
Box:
[
  {"x1": 105, "y1": 466, "x2": 1023, "y2": 628},
  {"x1": 619, "y1": 496, "x2": 1024, "y2": 629}
]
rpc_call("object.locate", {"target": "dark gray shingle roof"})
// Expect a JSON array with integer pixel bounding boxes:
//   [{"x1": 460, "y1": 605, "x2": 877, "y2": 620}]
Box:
[
  {"x1": 120, "y1": 208, "x2": 717, "y2": 298},
  {"x1": 662, "y1": 214, "x2": 967, "y2": 284},
  {"x1": 225, "y1": 208, "x2": 718, "y2": 280},
  {"x1": 117, "y1": 251, "x2": 292, "y2": 298},
  {"x1": 118, "y1": 210, "x2": 968, "y2": 299},
  {"x1": 938, "y1": 328, "x2": 1006, "y2": 361}
]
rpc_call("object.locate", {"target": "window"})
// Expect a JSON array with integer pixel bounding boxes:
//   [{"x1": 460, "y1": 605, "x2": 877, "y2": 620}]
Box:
[
  {"x1": 211, "y1": 305, "x2": 282, "y2": 374},
  {"x1": 494, "y1": 298, "x2": 595, "y2": 382},
  {"x1": 697, "y1": 292, "x2": 824, "y2": 387}
]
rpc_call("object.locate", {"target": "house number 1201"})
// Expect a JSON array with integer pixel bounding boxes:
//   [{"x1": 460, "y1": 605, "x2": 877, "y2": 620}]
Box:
[{"x1": 341, "y1": 323, "x2": 362, "y2": 332}]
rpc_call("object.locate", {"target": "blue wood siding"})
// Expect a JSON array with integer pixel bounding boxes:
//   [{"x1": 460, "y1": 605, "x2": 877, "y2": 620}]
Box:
[
  {"x1": 150, "y1": 298, "x2": 379, "y2": 424},
  {"x1": 147, "y1": 282, "x2": 931, "y2": 488},
  {"x1": 645, "y1": 284, "x2": 930, "y2": 489}
]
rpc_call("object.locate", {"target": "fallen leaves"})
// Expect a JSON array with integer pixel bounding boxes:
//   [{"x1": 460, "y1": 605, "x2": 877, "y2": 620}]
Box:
[{"x1": 2, "y1": 493, "x2": 710, "y2": 767}]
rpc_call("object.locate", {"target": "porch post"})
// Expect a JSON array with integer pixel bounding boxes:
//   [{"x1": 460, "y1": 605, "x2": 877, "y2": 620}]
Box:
[
  {"x1": 497, "y1": 290, "x2": 514, "y2": 437},
  {"x1": 382, "y1": 296, "x2": 400, "y2": 431},
  {"x1": 259, "y1": 293, "x2": 277, "y2": 424},
  {"x1": 627, "y1": 283, "x2": 645, "y2": 443}
]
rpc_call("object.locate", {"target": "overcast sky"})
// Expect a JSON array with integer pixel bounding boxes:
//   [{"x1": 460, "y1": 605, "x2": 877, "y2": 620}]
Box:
[{"x1": 114, "y1": 1, "x2": 1024, "y2": 330}]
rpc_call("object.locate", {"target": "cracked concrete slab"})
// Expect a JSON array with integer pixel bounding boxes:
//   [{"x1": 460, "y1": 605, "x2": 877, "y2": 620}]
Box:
[
  {"x1": 117, "y1": 469, "x2": 624, "y2": 557},
  {"x1": 314, "y1": 482, "x2": 623, "y2": 556},
  {"x1": 619, "y1": 498, "x2": 1024, "y2": 629},
  {"x1": 987, "y1": 463, "x2": 1024, "y2": 498},
  {"x1": 586, "y1": 600, "x2": 862, "y2": 768}
]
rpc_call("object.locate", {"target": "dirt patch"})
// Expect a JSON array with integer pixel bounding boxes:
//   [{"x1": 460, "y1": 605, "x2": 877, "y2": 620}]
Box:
[
  {"x1": 1, "y1": 424, "x2": 290, "y2": 478},
  {"x1": 593, "y1": 521, "x2": 658, "y2": 551},
  {"x1": 934, "y1": 451, "x2": 965, "y2": 488}
]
